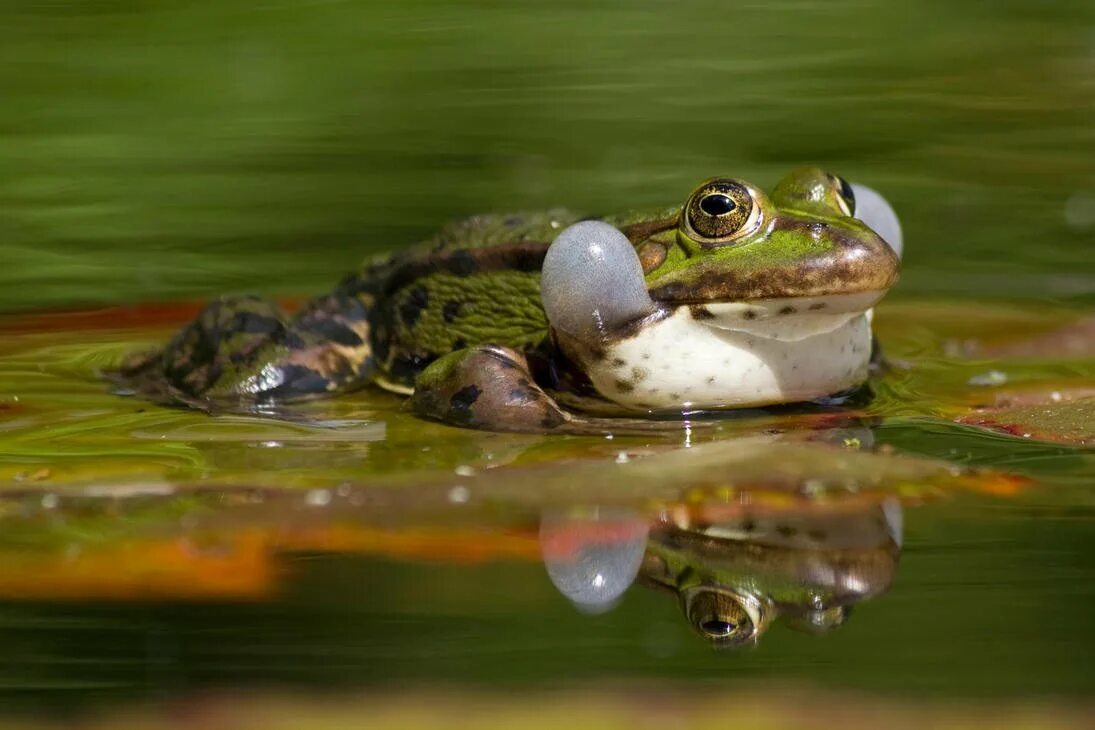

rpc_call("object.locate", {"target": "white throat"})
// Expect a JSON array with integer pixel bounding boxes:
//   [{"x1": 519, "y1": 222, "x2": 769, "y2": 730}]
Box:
[{"x1": 582, "y1": 303, "x2": 874, "y2": 412}]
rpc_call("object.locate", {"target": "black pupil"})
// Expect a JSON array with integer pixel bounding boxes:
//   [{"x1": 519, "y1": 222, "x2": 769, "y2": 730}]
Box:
[
  {"x1": 699, "y1": 193, "x2": 736, "y2": 216},
  {"x1": 701, "y1": 619, "x2": 735, "y2": 636},
  {"x1": 836, "y1": 176, "x2": 855, "y2": 211}
]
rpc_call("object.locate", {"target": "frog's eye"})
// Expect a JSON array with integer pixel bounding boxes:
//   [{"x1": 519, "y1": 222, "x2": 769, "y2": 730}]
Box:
[
  {"x1": 685, "y1": 180, "x2": 760, "y2": 243},
  {"x1": 849, "y1": 183, "x2": 903, "y2": 259},
  {"x1": 680, "y1": 586, "x2": 767, "y2": 647},
  {"x1": 830, "y1": 174, "x2": 856, "y2": 216},
  {"x1": 541, "y1": 221, "x2": 657, "y2": 341}
]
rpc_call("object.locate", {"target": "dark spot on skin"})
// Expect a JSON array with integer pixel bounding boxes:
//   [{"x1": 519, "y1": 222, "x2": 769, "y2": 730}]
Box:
[
  {"x1": 743, "y1": 310, "x2": 757, "y2": 320},
  {"x1": 807, "y1": 529, "x2": 827, "y2": 542},
  {"x1": 232, "y1": 313, "x2": 283, "y2": 336},
  {"x1": 641, "y1": 353, "x2": 651, "y2": 360},
  {"x1": 442, "y1": 300, "x2": 461, "y2": 323},
  {"x1": 540, "y1": 409, "x2": 567, "y2": 429},
  {"x1": 653, "y1": 282, "x2": 688, "y2": 301},
  {"x1": 282, "y1": 366, "x2": 337, "y2": 395},
  {"x1": 690, "y1": 305, "x2": 715, "y2": 320},
  {"x1": 778, "y1": 306, "x2": 796, "y2": 316},
  {"x1": 776, "y1": 525, "x2": 798, "y2": 538},
  {"x1": 741, "y1": 519, "x2": 756, "y2": 532},
  {"x1": 611, "y1": 358, "x2": 627, "y2": 368},
  {"x1": 631, "y1": 367, "x2": 648, "y2": 382},
  {"x1": 615, "y1": 379, "x2": 635, "y2": 394},
  {"x1": 389, "y1": 353, "x2": 431, "y2": 384},
  {"x1": 809, "y1": 302, "x2": 827, "y2": 311},
  {"x1": 399, "y1": 286, "x2": 430, "y2": 328},
  {"x1": 303, "y1": 318, "x2": 365, "y2": 347},
  {"x1": 448, "y1": 384, "x2": 482, "y2": 425},
  {"x1": 448, "y1": 250, "x2": 480, "y2": 277},
  {"x1": 706, "y1": 376, "x2": 715, "y2": 384},
  {"x1": 669, "y1": 392, "x2": 681, "y2": 400}
]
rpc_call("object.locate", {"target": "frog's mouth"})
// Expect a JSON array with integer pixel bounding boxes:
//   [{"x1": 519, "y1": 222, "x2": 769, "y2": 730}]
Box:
[{"x1": 686, "y1": 290, "x2": 885, "y2": 342}]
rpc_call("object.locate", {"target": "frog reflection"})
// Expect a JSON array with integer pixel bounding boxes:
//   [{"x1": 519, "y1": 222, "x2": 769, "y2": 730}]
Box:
[{"x1": 540, "y1": 499, "x2": 901, "y2": 647}]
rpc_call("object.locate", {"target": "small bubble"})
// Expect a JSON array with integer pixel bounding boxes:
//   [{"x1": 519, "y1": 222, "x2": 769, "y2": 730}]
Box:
[
  {"x1": 40, "y1": 493, "x2": 59, "y2": 510},
  {"x1": 448, "y1": 485, "x2": 470, "y2": 503},
  {"x1": 968, "y1": 370, "x2": 1007, "y2": 387},
  {"x1": 1065, "y1": 191, "x2": 1095, "y2": 231},
  {"x1": 615, "y1": 452, "x2": 630, "y2": 464},
  {"x1": 305, "y1": 489, "x2": 331, "y2": 507},
  {"x1": 454, "y1": 465, "x2": 476, "y2": 478}
]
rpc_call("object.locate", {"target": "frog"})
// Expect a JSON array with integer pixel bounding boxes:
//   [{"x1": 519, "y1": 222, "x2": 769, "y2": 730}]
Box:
[
  {"x1": 641, "y1": 499, "x2": 903, "y2": 647},
  {"x1": 115, "y1": 167, "x2": 902, "y2": 433},
  {"x1": 538, "y1": 497, "x2": 902, "y2": 647}
]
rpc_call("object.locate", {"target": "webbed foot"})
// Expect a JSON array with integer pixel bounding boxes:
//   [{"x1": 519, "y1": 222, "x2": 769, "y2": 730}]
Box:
[
  {"x1": 409, "y1": 344, "x2": 697, "y2": 434},
  {"x1": 410, "y1": 345, "x2": 572, "y2": 433}
]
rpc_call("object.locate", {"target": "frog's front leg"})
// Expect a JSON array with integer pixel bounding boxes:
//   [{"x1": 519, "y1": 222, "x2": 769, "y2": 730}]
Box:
[
  {"x1": 409, "y1": 345, "x2": 573, "y2": 433},
  {"x1": 118, "y1": 292, "x2": 375, "y2": 404}
]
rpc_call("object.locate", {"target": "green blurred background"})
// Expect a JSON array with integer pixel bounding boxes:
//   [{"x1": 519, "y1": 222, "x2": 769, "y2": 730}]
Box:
[{"x1": 1, "y1": 0, "x2": 1093, "y2": 312}]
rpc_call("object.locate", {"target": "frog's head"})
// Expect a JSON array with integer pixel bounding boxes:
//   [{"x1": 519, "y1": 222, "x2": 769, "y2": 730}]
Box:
[
  {"x1": 643, "y1": 499, "x2": 903, "y2": 648},
  {"x1": 542, "y1": 168, "x2": 901, "y2": 343},
  {"x1": 540, "y1": 169, "x2": 903, "y2": 411}
]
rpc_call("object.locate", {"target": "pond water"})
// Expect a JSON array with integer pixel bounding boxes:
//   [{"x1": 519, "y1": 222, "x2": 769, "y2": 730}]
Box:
[{"x1": 1, "y1": 1, "x2": 1094, "y2": 727}]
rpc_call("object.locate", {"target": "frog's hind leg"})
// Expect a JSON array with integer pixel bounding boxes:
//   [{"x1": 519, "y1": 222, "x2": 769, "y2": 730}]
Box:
[
  {"x1": 117, "y1": 292, "x2": 376, "y2": 405},
  {"x1": 410, "y1": 345, "x2": 574, "y2": 433}
]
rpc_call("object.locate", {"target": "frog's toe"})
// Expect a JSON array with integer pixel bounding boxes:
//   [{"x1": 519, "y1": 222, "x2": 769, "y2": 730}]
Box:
[{"x1": 410, "y1": 346, "x2": 571, "y2": 433}]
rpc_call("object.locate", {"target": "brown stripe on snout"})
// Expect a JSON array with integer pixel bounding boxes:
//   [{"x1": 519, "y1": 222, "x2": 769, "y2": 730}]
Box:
[{"x1": 647, "y1": 216, "x2": 899, "y2": 304}]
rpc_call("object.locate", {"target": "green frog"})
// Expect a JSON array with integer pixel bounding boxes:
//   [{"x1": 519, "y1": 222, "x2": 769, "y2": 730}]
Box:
[
  {"x1": 117, "y1": 167, "x2": 902, "y2": 433},
  {"x1": 642, "y1": 499, "x2": 902, "y2": 647}
]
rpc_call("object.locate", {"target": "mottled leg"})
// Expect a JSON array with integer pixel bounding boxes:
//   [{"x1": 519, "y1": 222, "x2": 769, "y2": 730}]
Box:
[
  {"x1": 410, "y1": 345, "x2": 573, "y2": 432},
  {"x1": 117, "y1": 292, "x2": 375, "y2": 404}
]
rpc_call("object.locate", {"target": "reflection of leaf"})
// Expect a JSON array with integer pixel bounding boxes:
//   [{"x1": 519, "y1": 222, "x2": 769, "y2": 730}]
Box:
[{"x1": 959, "y1": 397, "x2": 1094, "y2": 446}]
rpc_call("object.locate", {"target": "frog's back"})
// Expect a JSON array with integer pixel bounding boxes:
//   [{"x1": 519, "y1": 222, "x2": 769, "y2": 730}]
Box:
[{"x1": 339, "y1": 209, "x2": 584, "y2": 388}]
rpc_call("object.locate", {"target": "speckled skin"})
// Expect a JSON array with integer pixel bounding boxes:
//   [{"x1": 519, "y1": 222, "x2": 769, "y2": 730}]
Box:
[{"x1": 116, "y1": 168, "x2": 899, "y2": 432}]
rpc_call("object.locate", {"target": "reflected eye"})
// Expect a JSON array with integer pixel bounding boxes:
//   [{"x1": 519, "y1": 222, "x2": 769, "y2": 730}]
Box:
[
  {"x1": 681, "y1": 586, "x2": 766, "y2": 647},
  {"x1": 831, "y1": 174, "x2": 856, "y2": 216},
  {"x1": 686, "y1": 180, "x2": 757, "y2": 242}
]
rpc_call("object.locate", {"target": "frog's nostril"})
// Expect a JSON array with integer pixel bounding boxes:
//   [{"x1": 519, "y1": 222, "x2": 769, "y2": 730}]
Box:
[{"x1": 700, "y1": 194, "x2": 737, "y2": 217}]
